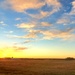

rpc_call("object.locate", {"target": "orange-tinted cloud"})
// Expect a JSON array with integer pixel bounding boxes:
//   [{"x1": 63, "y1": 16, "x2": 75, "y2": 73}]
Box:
[
  {"x1": 1, "y1": 0, "x2": 61, "y2": 19},
  {"x1": 6, "y1": 28, "x2": 75, "y2": 41},
  {"x1": 13, "y1": 46, "x2": 27, "y2": 51},
  {"x1": 41, "y1": 28, "x2": 75, "y2": 40},
  {"x1": 1, "y1": 0, "x2": 45, "y2": 12},
  {"x1": 16, "y1": 23, "x2": 35, "y2": 29}
]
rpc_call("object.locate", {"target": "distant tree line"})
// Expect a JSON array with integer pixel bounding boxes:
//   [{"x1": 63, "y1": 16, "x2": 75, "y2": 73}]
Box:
[{"x1": 65, "y1": 57, "x2": 74, "y2": 60}]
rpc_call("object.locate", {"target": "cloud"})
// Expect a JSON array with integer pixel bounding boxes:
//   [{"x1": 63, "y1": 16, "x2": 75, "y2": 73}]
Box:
[
  {"x1": 1, "y1": 0, "x2": 45, "y2": 12},
  {"x1": 40, "y1": 30, "x2": 55, "y2": 40},
  {"x1": 0, "y1": 41, "x2": 28, "y2": 52},
  {"x1": 6, "y1": 33, "x2": 37, "y2": 39},
  {"x1": 0, "y1": 21, "x2": 4, "y2": 24},
  {"x1": 23, "y1": 40, "x2": 31, "y2": 43},
  {"x1": 41, "y1": 28, "x2": 75, "y2": 40},
  {"x1": 15, "y1": 18, "x2": 21, "y2": 21},
  {"x1": 69, "y1": 1, "x2": 75, "y2": 15},
  {"x1": 1, "y1": 0, "x2": 61, "y2": 19},
  {"x1": 9, "y1": 31, "x2": 13, "y2": 33},
  {"x1": 41, "y1": 22, "x2": 52, "y2": 26},
  {"x1": 4, "y1": 31, "x2": 14, "y2": 35},
  {"x1": 45, "y1": 0, "x2": 61, "y2": 7},
  {"x1": 57, "y1": 18, "x2": 70, "y2": 25},
  {"x1": 12, "y1": 40, "x2": 31, "y2": 45},
  {"x1": 56, "y1": 13, "x2": 75, "y2": 25},
  {"x1": 26, "y1": 4, "x2": 61, "y2": 19},
  {"x1": 0, "y1": 46, "x2": 27, "y2": 52},
  {"x1": 6, "y1": 29, "x2": 40, "y2": 39},
  {"x1": 13, "y1": 46, "x2": 27, "y2": 51},
  {"x1": 26, "y1": 11, "x2": 49, "y2": 19},
  {"x1": 16, "y1": 23, "x2": 35, "y2": 29},
  {"x1": 27, "y1": 0, "x2": 61, "y2": 18},
  {"x1": 0, "y1": 21, "x2": 6, "y2": 26},
  {"x1": 21, "y1": 30, "x2": 39, "y2": 39},
  {"x1": 6, "y1": 27, "x2": 75, "y2": 41},
  {"x1": 1, "y1": 0, "x2": 61, "y2": 12}
]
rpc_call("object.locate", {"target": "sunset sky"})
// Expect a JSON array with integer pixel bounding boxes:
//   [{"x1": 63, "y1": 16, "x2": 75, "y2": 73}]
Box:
[{"x1": 0, "y1": 0, "x2": 75, "y2": 58}]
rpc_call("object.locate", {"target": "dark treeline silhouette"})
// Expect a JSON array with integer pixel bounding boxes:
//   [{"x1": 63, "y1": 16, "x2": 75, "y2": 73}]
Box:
[{"x1": 65, "y1": 57, "x2": 74, "y2": 60}]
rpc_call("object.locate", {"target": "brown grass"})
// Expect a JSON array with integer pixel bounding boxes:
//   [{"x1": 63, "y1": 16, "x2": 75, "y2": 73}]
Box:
[{"x1": 0, "y1": 59, "x2": 75, "y2": 75}]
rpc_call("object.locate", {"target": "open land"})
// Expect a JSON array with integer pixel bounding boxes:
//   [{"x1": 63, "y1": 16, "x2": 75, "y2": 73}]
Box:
[{"x1": 0, "y1": 58, "x2": 75, "y2": 75}]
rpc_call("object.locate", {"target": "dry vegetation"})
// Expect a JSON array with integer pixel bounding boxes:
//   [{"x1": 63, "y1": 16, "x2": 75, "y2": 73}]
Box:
[{"x1": 0, "y1": 59, "x2": 75, "y2": 75}]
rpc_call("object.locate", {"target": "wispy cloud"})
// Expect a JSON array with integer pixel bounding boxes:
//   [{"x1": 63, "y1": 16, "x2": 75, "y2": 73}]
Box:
[
  {"x1": 56, "y1": 13, "x2": 75, "y2": 25},
  {"x1": 45, "y1": 0, "x2": 61, "y2": 7},
  {"x1": 41, "y1": 22, "x2": 52, "y2": 26},
  {"x1": 15, "y1": 18, "x2": 21, "y2": 21},
  {"x1": 0, "y1": 21, "x2": 7, "y2": 26},
  {"x1": 22, "y1": 40, "x2": 31, "y2": 43},
  {"x1": 6, "y1": 27, "x2": 75, "y2": 41},
  {"x1": 57, "y1": 17, "x2": 70, "y2": 25},
  {"x1": 41, "y1": 29, "x2": 75, "y2": 40},
  {"x1": 1, "y1": 0, "x2": 62, "y2": 19},
  {"x1": 69, "y1": 1, "x2": 75, "y2": 15}
]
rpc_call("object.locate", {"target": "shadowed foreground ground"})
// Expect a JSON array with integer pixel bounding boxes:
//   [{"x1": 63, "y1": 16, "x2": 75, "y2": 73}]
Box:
[{"x1": 0, "y1": 59, "x2": 75, "y2": 75}]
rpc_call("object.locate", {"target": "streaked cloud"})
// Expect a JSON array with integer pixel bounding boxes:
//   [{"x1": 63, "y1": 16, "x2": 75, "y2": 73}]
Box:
[
  {"x1": 41, "y1": 29, "x2": 75, "y2": 40},
  {"x1": 23, "y1": 40, "x2": 31, "y2": 43},
  {"x1": 12, "y1": 46, "x2": 28, "y2": 51},
  {"x1": 6, "y1": 27, "x2": 75, "y2": 41}
]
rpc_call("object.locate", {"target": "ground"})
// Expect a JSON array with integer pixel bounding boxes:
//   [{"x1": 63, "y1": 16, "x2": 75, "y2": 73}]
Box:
[{"x1": 0, "y1": 59, "x2": 75, "y2": 75}]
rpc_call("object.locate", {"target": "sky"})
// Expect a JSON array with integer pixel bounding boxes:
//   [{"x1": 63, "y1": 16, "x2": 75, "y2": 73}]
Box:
[{"x1": 0, "y1": 0, "x2": 75, "y2": 58}]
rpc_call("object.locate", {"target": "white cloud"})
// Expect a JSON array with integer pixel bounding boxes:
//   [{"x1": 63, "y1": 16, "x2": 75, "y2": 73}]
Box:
[
  {"x1": 0, "y1": 21, "x2": 4, "y2": 24},
  {"x1": 0, "y1": 21, "x2": 6, "y2": 26},
  {"x1": 9, "y1": 31, "x2": 13, "y2": 33},
  {"x1": 15, "y1": 18, "x2": 21, "y2": 21}
]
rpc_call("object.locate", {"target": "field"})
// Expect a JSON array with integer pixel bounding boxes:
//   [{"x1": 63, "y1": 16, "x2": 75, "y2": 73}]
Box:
[{"x1": 0, "y1": 59, "x2": 75, "y2": 75}]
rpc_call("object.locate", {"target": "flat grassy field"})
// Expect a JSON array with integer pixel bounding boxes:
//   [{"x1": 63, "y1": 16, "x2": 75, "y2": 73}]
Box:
[{"x1": 0, "y1": 59, "x2": 75, "y2": 75}]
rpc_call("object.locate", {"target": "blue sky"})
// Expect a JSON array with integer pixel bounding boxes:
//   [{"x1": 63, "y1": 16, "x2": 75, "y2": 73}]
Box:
[{"x1": 0, "y1": 0, "x2": 75, "y2": 58}]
